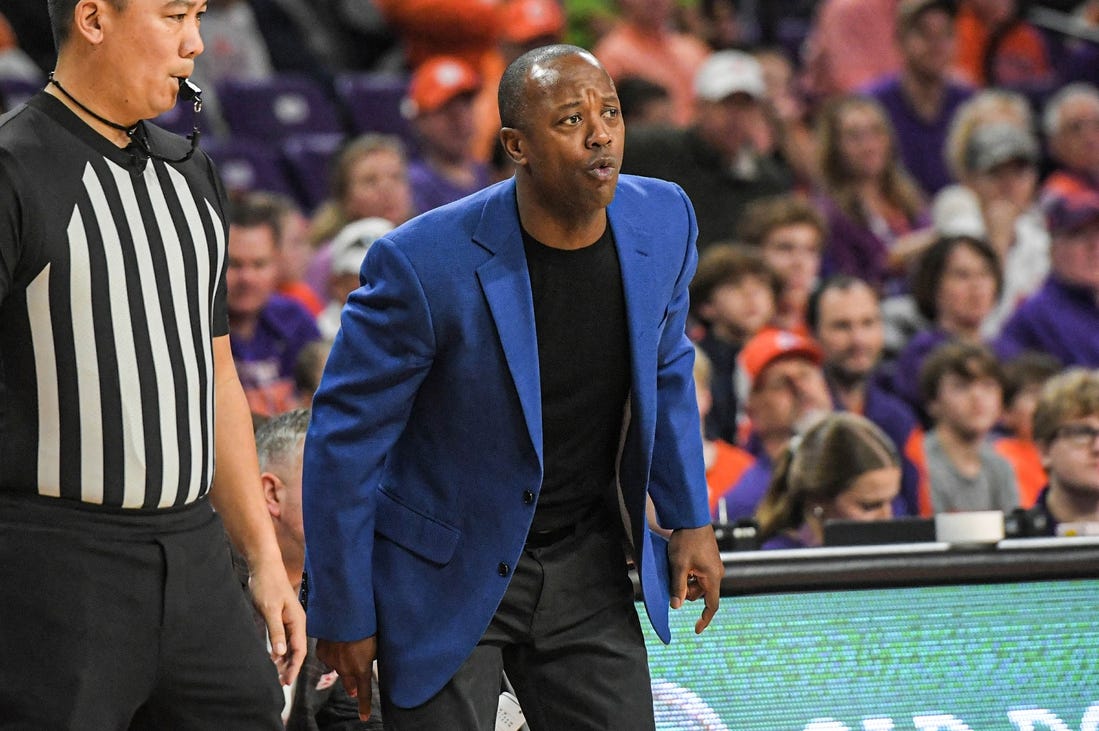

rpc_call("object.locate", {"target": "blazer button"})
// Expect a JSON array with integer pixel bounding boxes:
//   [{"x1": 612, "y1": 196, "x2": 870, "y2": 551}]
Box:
[
  {"x1": 498, "y1": 562, "x2": 510, "y2": 577},
  {"x1": 522, "y1": 490, "x2": 534, "y2": 505}
]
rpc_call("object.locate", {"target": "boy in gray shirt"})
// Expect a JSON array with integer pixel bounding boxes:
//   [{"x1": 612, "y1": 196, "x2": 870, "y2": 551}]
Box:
[{"x1": 919, "y1": 342, "x2": 1020, "y2": 513}]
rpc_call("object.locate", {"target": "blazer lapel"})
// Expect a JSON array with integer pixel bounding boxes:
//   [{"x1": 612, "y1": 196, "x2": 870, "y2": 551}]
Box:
[
  {"x1": 608, "y1": 196, "x2": 658, "y2": 442},
  {"x1": 473, "y1": 180, "x2": 544, "y2": 463}
]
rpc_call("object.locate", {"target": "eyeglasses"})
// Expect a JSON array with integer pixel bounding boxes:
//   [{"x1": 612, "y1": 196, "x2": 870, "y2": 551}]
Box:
[{"x1": 1054, "y1": 423, "x2": 1099, "y2": 446}]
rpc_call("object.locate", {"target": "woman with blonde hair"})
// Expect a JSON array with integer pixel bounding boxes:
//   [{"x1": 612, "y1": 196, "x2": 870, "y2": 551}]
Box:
[
  {"x1": 304, "y1": 133, "x2": 415, "y2": 300},
  {"x1": 814, "y1": 95, "x2": 928, "y2": 294},
  {"x1": 755, "y1": 412, "x2": 901, "y2": 549}
]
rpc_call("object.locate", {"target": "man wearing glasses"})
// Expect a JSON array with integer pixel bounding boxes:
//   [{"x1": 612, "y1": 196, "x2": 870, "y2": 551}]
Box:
[{"x1": 1027, "y1": 369, "x2": 1099, "y2": 535}]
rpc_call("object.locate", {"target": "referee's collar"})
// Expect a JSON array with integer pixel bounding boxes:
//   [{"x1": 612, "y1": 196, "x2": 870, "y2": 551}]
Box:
[{"x1": 28, "y1": 91, "x2": 149, "y2": 174}]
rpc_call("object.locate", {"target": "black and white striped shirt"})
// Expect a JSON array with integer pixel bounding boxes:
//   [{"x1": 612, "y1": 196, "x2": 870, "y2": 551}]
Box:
[{"x1": 0, "y1": 92, "x2": 229, "y2": 510}]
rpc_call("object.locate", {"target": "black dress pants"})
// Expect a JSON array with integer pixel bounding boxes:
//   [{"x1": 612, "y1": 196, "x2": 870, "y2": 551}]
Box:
[
  {"x1": 0, "y1": 494, "x2": 284, "y2": 730},
  {"x1": 380, "y1": 512, "x2": 655, "y2": 731}
]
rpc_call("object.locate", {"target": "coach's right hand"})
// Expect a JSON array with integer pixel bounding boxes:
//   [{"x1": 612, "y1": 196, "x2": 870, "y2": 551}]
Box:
[{"x1": 317, "y1": 636, "x2": 378, "y2": 721}]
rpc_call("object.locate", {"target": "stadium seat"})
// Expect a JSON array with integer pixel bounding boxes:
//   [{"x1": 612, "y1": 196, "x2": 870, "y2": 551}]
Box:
[
  {"x1": 333, "y1": 72, "x2": 416, "y2": 148},
  {"x1": 216, "y1": 74, "x2": 344, "y2": 142},
  {"x1": 280, "y1": 132, "x2": 347, "y2": 212},
  {"x1": 203, "y1": 135, "x2": 299, "y2": 201},
  {"x1": 0, "y1": 78, "x2": 42, "y2": 110}
]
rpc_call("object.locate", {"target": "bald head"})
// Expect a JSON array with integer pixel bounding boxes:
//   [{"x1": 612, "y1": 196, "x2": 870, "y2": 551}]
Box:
[{"x1": 498, "y1": 44, "x2": 605, "y2": 130}]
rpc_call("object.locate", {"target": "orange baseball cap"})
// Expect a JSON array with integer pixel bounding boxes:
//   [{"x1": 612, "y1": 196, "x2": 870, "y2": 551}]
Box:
[
  {"x1": 737, "y1": 328, "x2": 823, "y2": 388},
  {"x1": 403, "y1": 56, "x2": 482, "y2": 118},
  {"x1": 498, "y1": 0, "x2": 566, "y2": 44}
]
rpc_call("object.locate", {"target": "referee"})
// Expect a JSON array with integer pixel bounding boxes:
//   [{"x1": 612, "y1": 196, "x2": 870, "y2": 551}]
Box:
[{"x1": 0, "y1": 1, "x2": 305, "y2": 727}]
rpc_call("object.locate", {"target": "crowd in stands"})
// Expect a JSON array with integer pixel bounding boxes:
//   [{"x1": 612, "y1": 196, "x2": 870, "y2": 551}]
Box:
[{"x1": 5, "y1": 0, "x2": 1099, "y2": 562}]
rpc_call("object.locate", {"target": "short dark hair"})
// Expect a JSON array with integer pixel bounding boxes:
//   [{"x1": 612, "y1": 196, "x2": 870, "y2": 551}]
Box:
[
  {"x1": 919, "y1": 341, "x2": 1003, "y2": 405},
  {"x1": 1001, "y1": 351, "x2": 1062, "y2": 406},
  {"x1": 911, "y1": 235, "x2": 1002, "y2": 322},
  {"x1": 48, "y1": 0, "x2": 128, "y2": 50},
  {"x1": 737, "y1": 195, "x2": 828, "y2": 248},
  {"x1": 614, "y1": 76, "x2": 669, "y2": 121},
  {"x1": 498, "y1": 44, "x2": 594, "y2": 130},
  {"x1": 689, "y1": 243, "x2": 780, "y2": 323},
  {"x1": 229, "y1": 191, "x2": 285, "y2": 244},
  {"x1": 806, "y1": 275, "x2": 877, "y2": 334}
]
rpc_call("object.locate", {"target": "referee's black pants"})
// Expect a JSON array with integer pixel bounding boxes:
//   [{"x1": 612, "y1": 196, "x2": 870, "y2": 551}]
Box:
[{"x1": 0, "y1": 493, "x2": 283, "y2": 730}]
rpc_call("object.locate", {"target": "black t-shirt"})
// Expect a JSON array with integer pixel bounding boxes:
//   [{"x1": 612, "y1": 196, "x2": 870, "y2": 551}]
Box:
[{"x1": 522, "y1": 223, "x2": 630, "y2": 532}]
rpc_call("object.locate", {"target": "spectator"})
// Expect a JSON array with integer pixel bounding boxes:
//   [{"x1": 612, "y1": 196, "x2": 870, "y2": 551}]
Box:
[
  {"x1": 808, "y1": 276, "x2": 927, "y2": 516},
  {"x1": 997, "y1": 188, "x2": 1099, "y2": 367},
  {"x1": 0, "y1": 11, "x2": 43, "y2": 83},
  {"x1": 254, "y1": 409, "x2": 383, "y2": 729},
  {"x1": 693, "y1": 348, "x2": 755, "y2": 520},
  {"x1": 403, "y1": 56, "x2": 493, "y2": 214},
  {"x1": 738, "y1": 195, "x2": 826, "y2": 334},
  {"x1": 689, "y1": 244, "x2": 780, "y2": 444},
  {"x1": 815, "y1": 95, "x2": 928, "y2": 293},
  {"x1": 306, "y1": 134, "x2": 414, "y2": 298},
  {"x1": 918, "y1": 341, "x2": 1019, "y2": 513},
  {"x1": 486, "y1": 0, "x2": 569, "y2": 158},
  {"x1": 994, "y1": 352, "x2": 1062, "y2": 509},
  {"x1": 293, "y1": 339, "x2": 333, "y2": 409},
  {"x1": 801, "y1": 0, "x2": 903, "y2": 101},
  {"x1": 623, "y1": 51, "x2": 793, "y2": 249},
  {"x1": 929, "y1": 120, "x2": 1048, "y2": 334},
  {"x1": 592, "y1": 0, "x2": 712, "y2": 126},
  {"x1": 753, "y1": 46, "x2": 818, "y2": 189},
  {"x1": 892, "y1": 234, "x2": 1001, "y2": 425},
  {"x1": 1041, "y1": 83, "x2": 1099, "y2": 200},
  {"x1": 755, "y1": 412, "x2": 902, "y2": 549},
  {"x1": 187, "y1": 0, "x2": 273, "y2": 133},
  {"x1": 317, "y1": 217, "x2": 395, "y2": 340},
  {"x1": 615, "y1": 76, "x2": 676, "y2": 129},
  {"x1": 866, "y1": 0, "x2": 974, "y2": 196},
  {"x1": 228, "y1": 194, "x2": 321, "y2": 417},
  {"x1": 1026, "y1": 368, "x2": 1099, "y2": 535},
  {"x1": 711, "y1": 329, "x2": 833, "y2": 521},
  {"x1": 953, "y1": 0, "x2": 1054, "y2": 89},
  {"x1": 255, "y1": 192, "x2": 324, "y2": 317}
]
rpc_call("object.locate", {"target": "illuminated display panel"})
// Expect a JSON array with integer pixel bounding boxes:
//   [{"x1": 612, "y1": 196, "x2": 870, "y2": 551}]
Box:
[{"x1": 644, "y1": 569, "x2": 1099, "y2": 730}]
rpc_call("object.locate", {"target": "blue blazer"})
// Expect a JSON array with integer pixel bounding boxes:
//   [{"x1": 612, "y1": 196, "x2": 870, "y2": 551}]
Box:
[{"x1": 302, "y1": 174, "x2": 710, "y2": 708}]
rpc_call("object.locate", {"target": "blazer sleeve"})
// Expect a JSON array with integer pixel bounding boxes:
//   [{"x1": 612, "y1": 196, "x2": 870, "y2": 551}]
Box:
[
  {"x1": 302, "y1": 237, "x2": 436, "y2": 641},
  {"x1": 647, "y1": 184, "x2": 710, "y2": 530}
]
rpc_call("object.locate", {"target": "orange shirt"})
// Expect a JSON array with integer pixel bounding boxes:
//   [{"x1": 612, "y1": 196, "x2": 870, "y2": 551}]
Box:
[
  {"x1": 706, "y1": 439, "x2": 756, "y2": 514},
  {"x1": 954, "y1": 6, "x2": 1053, "y2": 87},
  {"x1": 592, "y1": 23, "x2": 710, "y2": 127},
  {"x1": 994, "y1": 437, "x2": 1047, "y2": 509},
  {"x1": 279, "y1": 281, "x2": 325, "y2": 318}
]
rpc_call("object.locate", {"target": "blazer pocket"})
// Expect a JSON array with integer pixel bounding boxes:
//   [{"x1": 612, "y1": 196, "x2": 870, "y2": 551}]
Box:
[{"x1": 375, "y1": 488, "x2": 461, "y2": 566}]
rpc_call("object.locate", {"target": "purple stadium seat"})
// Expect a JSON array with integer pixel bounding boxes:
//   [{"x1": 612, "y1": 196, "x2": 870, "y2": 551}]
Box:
[
  {"x1": 216, "y1": 74, "x2": 344, "y2": 142},
  {"x1": 280, "y1": 132, "x2": 347, "y2": 212},
  {"x1": 333, "y1": 72, "x2": 416, "y2": 149},
  {"x1": 203, "y1": 136, "x2": 299, "y2": 201},
  {"x1": 151, "y1": 92, "x2": 210, "y2": 137},
  {"x1": 0, "y1": 78, "x2": 43, "y2": 111}
]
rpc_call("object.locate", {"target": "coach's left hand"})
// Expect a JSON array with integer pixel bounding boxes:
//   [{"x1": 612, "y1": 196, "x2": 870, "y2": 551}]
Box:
[{"x1": 667, "y1": 524, "x2": 723, "y2": 634}]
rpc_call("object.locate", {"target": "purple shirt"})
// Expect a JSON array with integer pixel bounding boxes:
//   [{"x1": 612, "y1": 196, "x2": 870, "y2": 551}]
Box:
[
  {"x1": 712, "y1": 441, "x2": 773, "y2": 522},
  {"x1": 865, "y1": 75, "x2": 973, "y2": 196},
  {"x1": 816, "y1": 193, "x2": 929, "y2": 295},
  {"x1": 230, "y1": 294, "x2": 320, "y2": 414},
  {"x1": 996, "y1": 276, "x2": 1099, "y2": 367},
  {"x1": 892, "y1": 327, "x2": 954, "y2": 425},
  {"x1": 408, "y1": 159, "x2": 492, "y2": 214}
]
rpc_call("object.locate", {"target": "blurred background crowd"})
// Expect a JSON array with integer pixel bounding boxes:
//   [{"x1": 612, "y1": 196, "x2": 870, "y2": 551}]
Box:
[{"x1": 6, "y1": 0, "x2": 1099, "y2": 552}]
